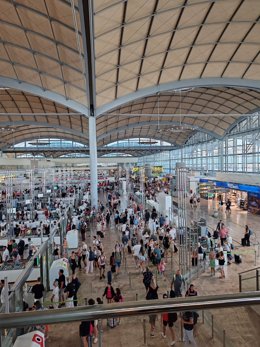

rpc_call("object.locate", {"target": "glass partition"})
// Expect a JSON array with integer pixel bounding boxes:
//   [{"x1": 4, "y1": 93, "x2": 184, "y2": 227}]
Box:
[
  {"x1": 1, "y1": 304, "x2": 260, "y2": 347},
  {"x1": 239, "y1": 268, "x2": 260, "y2": 292}
]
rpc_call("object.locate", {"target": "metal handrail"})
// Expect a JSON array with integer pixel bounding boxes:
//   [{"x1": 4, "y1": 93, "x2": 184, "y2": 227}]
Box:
[
  {"x1": 238, "y1": 266, "x2": 260, "y2": 275},
  {"x1": 0, "y1": 292, "x2": 259, "y2": 329}
]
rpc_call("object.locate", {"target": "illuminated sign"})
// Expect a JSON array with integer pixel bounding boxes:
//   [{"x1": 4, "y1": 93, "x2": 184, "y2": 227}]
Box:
[{"x1": 152, "y1": 166, "x2": 163, "y2": 174}]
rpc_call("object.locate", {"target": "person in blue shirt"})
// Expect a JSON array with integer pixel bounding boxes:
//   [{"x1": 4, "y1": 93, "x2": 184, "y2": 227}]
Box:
[{"x1": 153, "y1": 243, "x2": 161, "y2": 271}]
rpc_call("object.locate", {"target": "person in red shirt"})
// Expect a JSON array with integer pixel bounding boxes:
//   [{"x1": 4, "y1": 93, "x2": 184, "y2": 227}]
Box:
[{"x1": 161, "y1": 293, "x2": 177, "y2": 345}]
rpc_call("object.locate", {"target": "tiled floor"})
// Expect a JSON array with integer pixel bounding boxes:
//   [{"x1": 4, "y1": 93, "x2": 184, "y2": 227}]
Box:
[{"x1": 46, "y1": 195, "x2": 260, "y2": 347}]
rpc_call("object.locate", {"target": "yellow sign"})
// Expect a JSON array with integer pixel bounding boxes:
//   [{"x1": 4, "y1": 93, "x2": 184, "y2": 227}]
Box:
[
  {"x1": 152, "y1": 166, "x2": 163, "y2": 174},
  {"x1": 132, "y1": 167, "x2": 140, "y2": 173}
]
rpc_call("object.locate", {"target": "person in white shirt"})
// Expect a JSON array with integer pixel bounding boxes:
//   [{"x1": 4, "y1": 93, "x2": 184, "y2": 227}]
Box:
[
  {"x1": 96, "y1": 222, "x2": 102, "y2": 233},
  {"x1": 51, "y1": 280, "x2": 60, "y2": 309},
  {"x1": 169, "y1": 227, "x2": 177, "y2": 240},
  {"x1": 2, "y1": 247, "x2": 9, "y2": 262},
  {"x1": 0, "y1": 280, "x2": 7, "y2": 305},
  {"x1": 133, "y1": 243, "x2": 141, "y2": 267},
  {"x1": 93, "y1": 236, "x2": 100, "y2": 247}
]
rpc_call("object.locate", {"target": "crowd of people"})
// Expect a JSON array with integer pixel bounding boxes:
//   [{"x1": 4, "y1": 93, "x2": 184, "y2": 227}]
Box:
[{"x1": 0, "y1": 177, "x2": 255, "y2": 347}]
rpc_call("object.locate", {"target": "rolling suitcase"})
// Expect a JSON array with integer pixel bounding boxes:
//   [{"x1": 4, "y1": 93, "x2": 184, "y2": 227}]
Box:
[
  {"x1": 234, "y1": 254, "x2": 242, "y2": 264},
  {"x1": 107, "y1": 270, "x2": 112, "y2": 284},
  {"x1": 241, "y1": 238, "x2": 246, "y2": 246}
]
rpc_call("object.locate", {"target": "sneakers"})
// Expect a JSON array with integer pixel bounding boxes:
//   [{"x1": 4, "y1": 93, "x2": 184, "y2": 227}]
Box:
[
  {"x1": 93, "y1": 337, "x2": 98, "y2": 344},
  {"x1": 170, "y1": 341, "x2": 176, "y2": 346},
  {"x1": 161, "y1": 332, "x2": 166, "y2": 338},
  {"x1": 150, "y1": 332, "x2": 155, "y2": 337}
]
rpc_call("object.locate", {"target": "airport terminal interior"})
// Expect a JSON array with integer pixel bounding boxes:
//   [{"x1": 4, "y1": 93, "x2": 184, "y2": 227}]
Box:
[{"x1": 0, "y1": 0, "x2": 259, "y2": 346}]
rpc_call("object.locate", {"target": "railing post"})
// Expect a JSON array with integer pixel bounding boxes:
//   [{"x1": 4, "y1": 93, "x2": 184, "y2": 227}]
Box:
[
  {"x1": 223, "y1": 329, "x2": 226, "y2": 347},
  {"x1": 143, "y1": 318, "x2": 147, "y2": 346},
  {"x1": 254, "y1": 250, "x2": 257, "y2": 266},
  {"x1": 239, "y1": 274, "x2": 242, "y2": 292},
  {"x1": 171, "y1": 250, "x2": 173, "y2": 271},
  {"x1": 211, "y1": 314, "x2": 214, "y2": 339},
  {"x1": 129, "y1": 273, "x2": 132, "y2": 289},
  {"x1": 88, "y1": 335, "x2": 93, "y2": 347},
  {"x1": 4, "y1": 277, "x2": 9, "y2": 314},
  {"x1": 202, "y1": 310, "x2": 204, "y2": 324},
  {"x1": 124, "y1": 256, "x2": 127, "y2": 272},
  {"x1": 180, "y1": 313, "x2": 184, "y2": 342},
  {"x1": 98, "y1": 319, "x2": 102, "y2": 347},
  {"x1": 256, "y1": 270, "x2": 259, "y2": 291}
]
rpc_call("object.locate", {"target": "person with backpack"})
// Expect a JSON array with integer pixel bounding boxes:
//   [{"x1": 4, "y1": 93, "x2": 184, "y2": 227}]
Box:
[
  {"x1": 17, "y1": 238, "x2": 25, "y2": 260},
  {"x1": 244, "y1": 225, "x2": 251, "y2": 246},
  {"x1": 102, "y1": 282, "x2": 115, "y2": 303},
  {"x1": 143, "y1": 267, "x2": 153, "y2": 291},
  {"x1": 171, "y1": 270, "x2": 185, "y2": 297},
  {"x1": 64, "y1": 277, "x2": 77, "y2": 308},
  {"x1": 146, "y1": 276, "x2": 159, "y2": 337},
  {"x1": 113, "y1": 287, "x2": 123, "y2": 302},
  {"x1": 161, "y1": 293, "x2": 177, "y2": 345},
  {"x1": 86, "y1": 247, "x2": 95, "y2": 274},
  {"x1": 71, "y1": 273, "x2": 81, "y2": 307},
  {"x1": 110, "y1": 252, "x2": 116, "y2": 273},
  {"x1": 163, "y1": 233, "x2": 170, "y2": 260},
  {"x1": 144, "y1": 210, "x2": 150, "y2": 223}
]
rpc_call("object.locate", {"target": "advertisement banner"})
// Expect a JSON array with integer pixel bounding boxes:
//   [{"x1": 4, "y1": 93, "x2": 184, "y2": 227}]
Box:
[{"x1": 248, "y1": 192, "x2": 260, "y2": 215}]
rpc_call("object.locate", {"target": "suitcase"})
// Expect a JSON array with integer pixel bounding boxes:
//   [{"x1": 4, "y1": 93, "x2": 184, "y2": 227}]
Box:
[
  {"x1": 107, "y1": 270, "x2": 112, "y2": 284},
  {"x1": 234, "y1": 254, "x2": 242, "y2": 264},
  {"x1": 241, "y1": 238, "x2": 246, "y2": 246}
]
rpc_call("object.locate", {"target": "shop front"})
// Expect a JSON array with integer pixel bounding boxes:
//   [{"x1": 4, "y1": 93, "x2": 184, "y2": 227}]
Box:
[{"x1": 199, "y1": 178, "x2": 260, "y2": 212}]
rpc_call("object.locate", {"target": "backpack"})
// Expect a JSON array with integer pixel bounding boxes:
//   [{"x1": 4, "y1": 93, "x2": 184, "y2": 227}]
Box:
[
  {"x1": 163, "y1": 236, "x2": 169, "y2": 249},
  {"x1": 115, "y1": 251, "x2": 121, "y2": 262},
  {"x1": 249, "y1": 229, "x2": 253, "y2": 236},
  {"x1": 143, "y1": 271, "x2": 153, "y2": 287},
  {"x1": 89, "y1": 250, "x2": 95, "y2": 261},
  {"x1": 213, "y1": 230, "x2": 219, "y2": 239},
  {"x1": 168, "y1": 312, "x2": 178, "y2": 323},
  {"x1": 131, "y1": 236, "x2": 138, "y2": 247},
  {"x1": 65, "y1": 283, "x2": 76, "y2": 298}
]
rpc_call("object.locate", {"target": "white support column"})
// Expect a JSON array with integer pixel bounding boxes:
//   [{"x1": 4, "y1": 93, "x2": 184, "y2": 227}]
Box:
[{"x1": 89, "y1": 116, "x2": 98, "y2": 208}]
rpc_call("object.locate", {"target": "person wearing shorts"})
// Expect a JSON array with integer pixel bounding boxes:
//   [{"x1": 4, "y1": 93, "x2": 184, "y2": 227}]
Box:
[
  {"x1": 79, "y1": 320, "x2": 94, "y2": 347},
  {"x1": 114, "y1": 250, "x2": 122, "y2": 275},
  {"x1": 161, "y1": 293, "x2": 177, "y2": 345}
]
